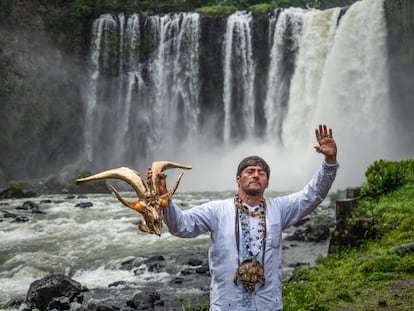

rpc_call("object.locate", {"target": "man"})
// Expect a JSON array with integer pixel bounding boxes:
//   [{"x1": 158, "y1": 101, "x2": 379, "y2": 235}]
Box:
[{"x1": 148, "y1": 124, "x2": 338, "y2": 311}]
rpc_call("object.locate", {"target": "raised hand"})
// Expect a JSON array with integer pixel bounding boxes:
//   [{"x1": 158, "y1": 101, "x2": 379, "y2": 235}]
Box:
[
  {"x1": 147, "y1": 167, "x2": 168, "y2": 195},
  {"x1": 314, "y1": 124, "x2": 337, "y2": 164}
]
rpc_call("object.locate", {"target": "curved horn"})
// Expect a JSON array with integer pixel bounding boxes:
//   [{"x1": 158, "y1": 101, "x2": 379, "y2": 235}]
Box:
[
  {"x1": 151, "y1": 161, "x2": 192, "y2": 194},
  {"x1": 108, "y1": 185, "x2": 142, "y2": 212},
  {"x1": 160, "y1": 172, "x2": 185, "y2": 201},
  {"x1": 76, "y1": 167, "x2": 148, "y2": 200}
]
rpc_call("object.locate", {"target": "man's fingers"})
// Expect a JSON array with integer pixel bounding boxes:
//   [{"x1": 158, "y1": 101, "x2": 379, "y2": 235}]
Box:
[{"x1": 315, "y1": 124, "x2": 333, "y2": 141}]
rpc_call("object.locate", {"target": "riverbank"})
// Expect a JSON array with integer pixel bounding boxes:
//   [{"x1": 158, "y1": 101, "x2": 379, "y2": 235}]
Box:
[{"x1": 282, "y1": 160, "x2": 414, "y2": 310}]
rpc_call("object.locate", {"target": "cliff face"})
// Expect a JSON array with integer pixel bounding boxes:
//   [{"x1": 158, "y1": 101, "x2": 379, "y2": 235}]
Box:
[
  {"x1": 0, "y1": 1, "x2": 88, "y2": 184},
  {"x1": 0, "y1": 0, "x2": 413, "y2": 186},
  {"x1": 384, "y1": 0, "x2": 414, "y2": 150}
]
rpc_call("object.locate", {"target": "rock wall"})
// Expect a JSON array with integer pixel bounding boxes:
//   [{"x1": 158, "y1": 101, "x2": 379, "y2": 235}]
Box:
[
  {"x1": 0, "y1": 1, "x2": 88, "y2": 185},
  {"x1": 384, "y1": 0, "x2": 414, "y2": 150}
]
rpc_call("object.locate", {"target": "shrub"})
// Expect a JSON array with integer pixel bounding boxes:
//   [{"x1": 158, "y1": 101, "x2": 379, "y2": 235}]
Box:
[
  {"x1": 360, "y1": 160, "x2": 408, "y2": 199},
  {"x1": 195, "y1": 5, "x2": 238, "y2": 17},
  {"x1": 248, "y1": 3, "x2": 277, "y2": 14}
]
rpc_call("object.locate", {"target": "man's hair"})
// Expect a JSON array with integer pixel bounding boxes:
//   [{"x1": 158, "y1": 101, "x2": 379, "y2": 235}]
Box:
[{"x1": 236, "y1": 156, "x2": 270, "y2": 178}]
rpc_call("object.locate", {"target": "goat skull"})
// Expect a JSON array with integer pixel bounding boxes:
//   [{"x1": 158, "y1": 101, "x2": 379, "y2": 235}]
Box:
[{"x1": 76, "y1": 161, "x2": 192, "y2": 236}]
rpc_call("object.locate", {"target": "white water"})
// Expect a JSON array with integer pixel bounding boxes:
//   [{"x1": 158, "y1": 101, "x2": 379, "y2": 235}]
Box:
[
  {"x1": 0, "y1": 192, "x2": 331, "y2": 307},
  {"x1": 0, "y1": 193, "x2": 210, "y2": 307}
]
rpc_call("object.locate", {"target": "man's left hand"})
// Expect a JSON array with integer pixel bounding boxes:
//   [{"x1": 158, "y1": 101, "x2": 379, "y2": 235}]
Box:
[{"x1": 314, "y1": 124, "x2": 337, "y2": 164}]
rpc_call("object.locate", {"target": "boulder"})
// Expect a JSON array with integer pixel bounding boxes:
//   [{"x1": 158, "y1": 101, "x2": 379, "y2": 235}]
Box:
[{"x1": 26, "y1": 274, "x2": 83, "y2": 310}]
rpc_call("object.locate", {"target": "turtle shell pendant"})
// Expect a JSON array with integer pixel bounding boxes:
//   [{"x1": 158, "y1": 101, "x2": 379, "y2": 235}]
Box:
[{"x1": 234, "y1": 255, "x2": 265, "y2": 292}]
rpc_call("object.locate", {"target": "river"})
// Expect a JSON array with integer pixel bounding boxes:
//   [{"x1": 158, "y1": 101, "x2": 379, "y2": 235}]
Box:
[{"x1": 0, "y1": 191, "x2": 333, "y2": 309}]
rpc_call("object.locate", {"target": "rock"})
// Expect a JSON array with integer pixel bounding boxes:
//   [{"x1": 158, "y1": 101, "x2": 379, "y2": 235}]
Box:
[
  {"x1": 144, "y1": 255, "x2": 166, "y2": 273},
  {"x1": 196, "y1": 265, "x2": 209, "y2": 274},
  {"x1": 127, "y1": 291, "x2": 164, "y2": 310},
  {"x1": 25, "y1": 274, "x2": 83, "y2": 310},
  {"x1": 75, "y1": 202, "x2": 93, "y2": 208},
  {"x1": 395, "y1": 242, "x2": 414, "y2": 255},
  {"x1": 0, "y1": 185, "x2": 37, "y2": 199},
  {"x1": 2, "y1": 210, "x2": 18, "y2": 218},
  {"x1": 378, "y1": 299, "x2": 388, "y2": 307},
  {"x1": 285, "y1": 220, "x2": 330, "y2": 242},
  {"x1": 188, "y1": 258, "x2": 203, "y2": 266},
  {"x1": 108, "y1": 281, "x2": 127, "y2": 288},
  {"x1": 13, "y1": 215, "x2": 30, "y2": 223},
  {"x1": 22, "y1": 200, "x2": 45, "y2": 214}
]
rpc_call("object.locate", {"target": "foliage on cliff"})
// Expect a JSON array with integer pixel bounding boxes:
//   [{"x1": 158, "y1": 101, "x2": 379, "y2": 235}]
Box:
[{"x1": 283, "y1": 159, "x2": 414, "y2": 310}]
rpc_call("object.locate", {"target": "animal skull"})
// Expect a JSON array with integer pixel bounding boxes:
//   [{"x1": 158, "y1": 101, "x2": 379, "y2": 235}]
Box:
[{"x1": 76, "y1": 161, "x2": 192, "y2": 236}]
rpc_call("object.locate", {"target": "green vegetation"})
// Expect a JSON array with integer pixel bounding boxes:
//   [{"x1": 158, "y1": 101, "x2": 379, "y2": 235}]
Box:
[
  {"x1": 0, "y1": 0, "x2": 16, "y2": 17},
  {"x1": 195, "y1": 5, "x2": 238, "y2": 17},
  {"x1": 248, "y1": 3, "x2": 278, "y2": 15},
  {"x1": 181, "y1": 302, "x2": 209, "y2": 310},
  {"x1": 68, "y1": 171, "x2": 108, "y2": 194},
  {"x1": 282, "y1": 159, "x2": 414, "y2": 310},
  {"x1": 361, "y1": 159, "x2": 413, "y2": 200}
]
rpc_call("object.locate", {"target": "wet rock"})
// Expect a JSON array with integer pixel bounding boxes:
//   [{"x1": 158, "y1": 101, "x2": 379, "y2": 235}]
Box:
[
  {"x1": 22, "y1": 200, "x2": 46, "y2": 214},
  {"x1": 188, "y1": 258, "x2": 203, "y2": 266},
  {"x1": 2, "y1": 210, "x2": 18, "y2": 218},
  {"x1": 127, "y1": 291, "x2": 164, "y2": 310},
  {"x1": 25, "y1": 274, "x2": 83, "y2": 310},
  {"x1": 13, "y1": 215, "x2": 30, "y2": 223},
  {"x1": 75, "y1": 202, "x2": 93, "y2": 208},
  {"x1": 108, "y1": 281, "x2": 128, "y2": 288},
  {"x1": 285, "y1": 220, "x2": 330, "y2": 242}
]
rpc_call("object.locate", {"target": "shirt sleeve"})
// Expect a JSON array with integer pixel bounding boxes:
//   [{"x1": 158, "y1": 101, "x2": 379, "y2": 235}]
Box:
[
  {"x1": 162, "y1": 199, "x2": 215, "y2": 238},
  {"x1": 278, "y1": 161, "x2": 339, "y2": 229}
]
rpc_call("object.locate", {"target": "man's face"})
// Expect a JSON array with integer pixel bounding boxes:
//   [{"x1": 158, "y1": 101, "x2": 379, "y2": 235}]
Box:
[{"x1": 236, "y1": 165, "x2": 269, "y2": 196}]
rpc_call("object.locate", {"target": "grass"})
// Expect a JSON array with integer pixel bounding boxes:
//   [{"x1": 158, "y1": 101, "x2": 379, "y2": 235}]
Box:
[{"x1": 282, "y1": 161, "x2": 414, "y2": 310}]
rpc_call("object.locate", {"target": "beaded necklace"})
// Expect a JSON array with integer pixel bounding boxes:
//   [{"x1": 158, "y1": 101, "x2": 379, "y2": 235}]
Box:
[
  {"x1": 234, "y1": 194, "x2": 267, "y2": 293},
  {"x1": 234, "y1": 194, "x2": 266, "y2": 257}
]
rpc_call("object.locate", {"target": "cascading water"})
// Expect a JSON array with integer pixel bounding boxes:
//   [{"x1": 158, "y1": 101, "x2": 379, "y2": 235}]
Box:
[
  {"x1": 84, "y1": 0, "x2": 408, "y2": 192},
  {"x1": 264, "y1": 8, "x2": 305, "y2": 144},
  {"x1": 223, "y1": 11, "x2": 255, "y2": 143},
  {"x1": 311, "y1": 0, "x2": 393, "y2": 186},
  {"x1": 84, "y1": 13, "x2": 200, "y2": 170},
  {"x1": 146, "y1": 13, "x2": 201, "y2": 154}
]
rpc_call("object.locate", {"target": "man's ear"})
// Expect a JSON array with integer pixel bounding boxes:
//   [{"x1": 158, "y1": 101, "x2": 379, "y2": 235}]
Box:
[{"x1": 236, "y1": 175, "x2": 241, "y2": 185}]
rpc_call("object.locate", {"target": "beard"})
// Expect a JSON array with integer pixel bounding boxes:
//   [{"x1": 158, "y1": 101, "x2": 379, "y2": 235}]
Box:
[{"x1": 245, "y1": 187, "x2": 262, "y2": 196}]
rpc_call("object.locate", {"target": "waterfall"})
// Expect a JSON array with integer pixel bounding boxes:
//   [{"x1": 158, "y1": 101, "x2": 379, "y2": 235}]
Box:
[
  {"x1": 85, "y1": 14, "x2": 118, "y2": 163},
  {"x1": 84, "y1": 13, "x2": 200, "y2": 169},
  {"x1": 282, "y1": 8, "x2": 341, "y2": 150},
  {"x1": 314, "y1": 0, "x2": 392, "y2": 186},
  {"x1": 84, "y1": 0, "x2": 406, "y2": 191},
  {"x1": 264, "y1": 8, "x2": 305, "y2": 144},
  {"x1": 223, "y1": 11, "x2": 255, "y2": 143},
  {"x1": 145, "y1": 13, "x2": 201, "y2": 154}
]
